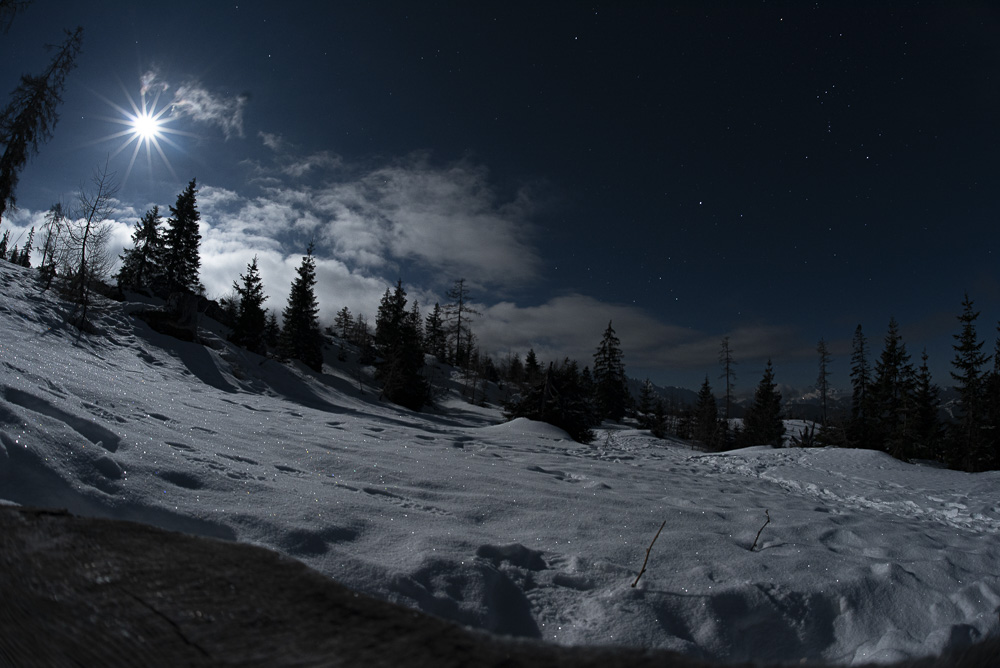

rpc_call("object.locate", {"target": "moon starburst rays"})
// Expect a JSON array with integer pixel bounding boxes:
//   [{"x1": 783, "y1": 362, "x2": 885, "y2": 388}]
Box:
[{"x1": 93, "y1": 81, "x2": 196, "y2": 184}]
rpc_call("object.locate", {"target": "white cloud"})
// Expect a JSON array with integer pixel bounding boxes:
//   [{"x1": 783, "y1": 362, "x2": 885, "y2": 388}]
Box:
[
  {"x1": 476, "y1": 293, "x2": 803, "y2": 377},
  {"x1": 140, "y1": 71, "x2": 247, "y2": 139}
]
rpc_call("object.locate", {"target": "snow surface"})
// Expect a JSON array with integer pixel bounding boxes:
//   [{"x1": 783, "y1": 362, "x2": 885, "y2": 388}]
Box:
[{"x1": 1, "y1": 262, "x2": 998, "y2": 665}]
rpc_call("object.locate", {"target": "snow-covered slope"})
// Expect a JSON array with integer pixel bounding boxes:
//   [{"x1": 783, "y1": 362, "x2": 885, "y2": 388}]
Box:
[{"x1": 1, "y1": 262, "x2": 998, "y2": 665}]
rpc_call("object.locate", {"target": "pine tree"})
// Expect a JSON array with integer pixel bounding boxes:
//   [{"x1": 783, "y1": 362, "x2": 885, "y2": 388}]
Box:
[
  {"x1": 0, "y1": 27, "x2": 83, "y2": 223},
  {"x1": 873, "y1": 317, "x2": 916, "y2": 459},
  {"x1": 693, "y1": 377, "x2": 720, "y2": 449},
  {"x1": 524, "y1": 348, "x2": 541, "y2": 384},
  {"x1": 443, "y1": 278, "x2": 480, "y2": 367},
  {"x1": 161, "y1": 179, "x2": 203, "y2": 295},
  {"x1": 264, "y1": 310, "x2": 280, "y2": 348},
  {"x1": 334, "y1": 306, "x2": 354, "y2": 339},
  {"x1": 503, "y1": 361, "x2": 597, "y2": 443},
  {"x1": 424, "y1": 302, "x2": 447, "y2": 362},
  {"x1": 949, "y1": 294, "x2": 990, "y2": 471},
  {"x1": 741, "y1": 360, "x2": 785, "y2": 447},
  {"x1": 592, "y1": 320, "x2": 629, "y2": 422},
  {"x1": 0, "y1": 229, "x2": 8, "y2": 259},
  {"x1": 229, "y1": 256, "x2": 268, "y2": 354},
  {"x1": 848, "y1": 324, "x2": 875, "y2": 448},
  {"x1": 16, "y1": 226, "x2": 32, "y2": 266},
  {"x1": 279, "y1": 244, "x2": 323, "y2": 371},
  {"x1": 374, "y1": 279, "x2": 428, "y2": 409},
  {"x1": 116, "y1": 206, "x2": 164, "y2": 293},
  {"x1": 718, "y1": 337, "x2": 737, "y2": 421},
  {"x1": 816, "y1": 338, "x2": 832, "y2": 427},
  {"x1": 912, "y1": 350, "x2": 942, "y2": 462},
  {"x1": 38, "y1": 202, "x2": 64, "y2": 289},
  {"x1": 637, "y1": 378, "x2": 656, "y2": 429}
]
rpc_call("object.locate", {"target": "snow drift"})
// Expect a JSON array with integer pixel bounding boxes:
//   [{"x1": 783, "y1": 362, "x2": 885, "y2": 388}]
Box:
[{"x1": 1, "y1": 261, "x2": 998, "y2": 665}]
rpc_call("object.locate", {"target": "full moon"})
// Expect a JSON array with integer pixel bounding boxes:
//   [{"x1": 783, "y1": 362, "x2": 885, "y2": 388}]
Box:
[{"x1": 132, "y1": 111, "x2": 163, "y2": 142}]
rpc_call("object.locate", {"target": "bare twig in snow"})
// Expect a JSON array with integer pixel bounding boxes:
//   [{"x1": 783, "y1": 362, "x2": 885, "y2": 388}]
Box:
[
  {"x1": 631, "y1": 520, "x2": 666, "y2": 588},
  {"x1": 750, "y1": 509, "x2": 770, "y2": 551}
]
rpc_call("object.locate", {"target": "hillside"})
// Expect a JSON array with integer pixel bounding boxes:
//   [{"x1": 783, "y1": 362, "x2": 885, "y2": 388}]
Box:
[{"x1": 1, "y1": 261, "x2": 998, "y2": 665}]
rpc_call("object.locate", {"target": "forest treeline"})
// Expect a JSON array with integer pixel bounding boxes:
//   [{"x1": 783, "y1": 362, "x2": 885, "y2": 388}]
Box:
[{"x1": 4, "y1": 167, "x2": 999, "y2": 474}]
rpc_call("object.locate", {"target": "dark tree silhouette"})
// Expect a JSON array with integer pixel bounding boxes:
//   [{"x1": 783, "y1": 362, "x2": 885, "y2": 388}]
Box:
[
  {"x1": 162, "y1": 179, "x2": 203, "y2": 295},
  {"x1": 741, "y1": 360, "x2": 785, "y2": 448},
  {"x1": 0, "y1": 26, "x2": 82, "y2": 223},
  {"x1": 592, "y1": 320, "x2": 629, "y2": 422},
  {"x1": 279, "y1": 244, "x2": 323, "y2": 371},
  {"x1": 116, "y1": 206, "x2": 164, "y2": 293},
  {"x1": 230, "y1": 256, "x2": 268, "y2": 354}
]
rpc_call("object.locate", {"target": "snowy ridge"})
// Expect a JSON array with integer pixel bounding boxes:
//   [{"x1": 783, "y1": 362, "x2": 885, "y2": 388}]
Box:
[{"x1": 1, "y1": 261, "x2": 999, "y2": 665}]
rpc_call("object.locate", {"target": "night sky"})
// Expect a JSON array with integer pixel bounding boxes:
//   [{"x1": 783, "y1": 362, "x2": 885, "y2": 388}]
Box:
[{"x1": 3, "y1": 1, "x2": 999, "y2": 394}]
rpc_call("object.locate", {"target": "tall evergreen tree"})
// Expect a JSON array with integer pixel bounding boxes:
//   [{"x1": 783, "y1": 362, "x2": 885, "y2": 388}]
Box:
[
  {"x1": 279, "y1": 244, "x2": 323, "y2": 371},
  {"x1": 424, "y1": 302, "x2": 448, "y2": 362},
  {"x1": 592, "y1": 320, "x2": 629, "y2": 422},
  {"x1": 873, "y1": 317, "x2": 916, "y2": 458},
  {"x1": 38, "y1": 202, "x2": 64, "y2": 289},
  {"x1": 334, "y1": 306, "x2": 354, "y2": 339},
  {"x1": 693, "y1": 377, "x2": 720, "y2": 449},
  {"x1": 524, "y1": 348, "x2": 542, "y2": 384},
  {"x1": 816, "y1": 338, "x2": 832, "y2": 427},
  {"x1": 161, "y1": 179, "x2": 203, "y2": 295},
  {"x1": 637, "y1": 378, "x2": 657, "y2": 429},
  {"x1": 848, "y1": 324, "x2": 875, "y2": 448},
  {"x1": 912, "y1": 350, "x2": 942, "y2": 462},
  {"x1": 443, "y1": 278, "x2": 479, "y2": 367},
  {"x1": 229, "y1": 256, "x2": 268, "y2": 354},
  {"x1": 16, "y1": 225, "x2": 32, "y2": 266},
  {"x1": 741, "y1": 360, "x2": 785, "y2": 447},
  {"x1": 374, "y1": 279, "x2": 428, "y2": 410},
  {"x1": 0, "y1": 26, "x2": 83, "y2": 223},
  {"x1": 949, "y1": 294, "x2": 990, "y2": 471},
  {"x1": 503, "y1": 361, "x2": 597, "y2": 443},
  {"x1": 718, "y1": 337, "x2": 737, "y2": 422},
  {"x1": 116, "y1": 206, "x2": 164, "y2": 293},
  {"x1": 0, "y1": 229, "x2": 8, "y2": 259}
]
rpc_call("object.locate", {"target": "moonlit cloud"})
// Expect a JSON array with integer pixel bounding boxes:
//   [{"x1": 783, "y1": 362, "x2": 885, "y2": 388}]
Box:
[
  {"x1": 476, "y1": 293, "x2": 805, "y2": 379},
  {"x1": 139, "y1": 71, "x2": 247, "y2": 139}
]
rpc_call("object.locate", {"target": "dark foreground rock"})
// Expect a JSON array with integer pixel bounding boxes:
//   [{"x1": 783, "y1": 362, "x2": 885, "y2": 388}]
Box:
[{"x1": 0, "y1": 507, "x2": 996, "y2": 668}]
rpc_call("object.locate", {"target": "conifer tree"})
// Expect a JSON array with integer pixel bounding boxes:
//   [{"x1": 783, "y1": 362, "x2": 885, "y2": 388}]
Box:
[
  {"x1": 230, "y1": 256, "x2": 268, "y2": 354},
  {"x1": 334, "y1": 306, "x2": 354, "y2": 339},
  {"x1": 873, "y1": 317, "x2": 916, "y2": 458},
  {"x1": 38, "y1": 202, "x2": 64, "y2": 289},
  {"x1": 719, "y1": 337, "x2": 737, "y2": 421},
  {"x1": 279, "y1": 244, "x2": 323, "y2": 371},
  {"x1": 443, "y1": 278, "x2": 479, "y2": 367},
  {"x1": 424, "y1": 302, "x2": 447, "y2": 361},
  {"x1": 0, "y1": 229, "x2": 8, "y2": 259},
  {"x1": 848, "y1": 324, "x2": 875, "y2": 448},
  {"x1": 16, "y1": 225, "x2": 32, "y2": 266},
  {"x1": 912, "y1": 350, "x2": 942, "y2": 462},
  {"x1": 0, "y1": 26, "x2": 83, "y2": 223},
  {"x1": 264, "y1": 310, "x2": 280, "y2": 348},
  {"x1": 637, "y1": 378, "x2": 656, "y2": 429},
  {"x1": 116, "y1": 206, "x2": 164, "y2": 293},
  {"x1": 162, "y1": 179, "x2": 203, "y2": 295},
  {"x1": 503, "y1": 361, "x2": 597, "y2": 443},
  {"x1": 592, "y1": 320, "x2": 629, "y2": 422},
  {"x1": 741, "y1": 360, "x2": 785, "y2": 447},
  {"x1": 693, "y1": 377, "x2": 720, "y2": 449},
  {"x1": 816, "y1": 338, "x2": 832, "y2": 427},
  {"x1": 374, "y1": 279, "x2": 428, "y2": 409},
  {"x1": 524, "y1": 348, "x2": 541, "y2": 384},
  {"x1": 949, "y1": 295, "x2": 990, "y2": 470}
]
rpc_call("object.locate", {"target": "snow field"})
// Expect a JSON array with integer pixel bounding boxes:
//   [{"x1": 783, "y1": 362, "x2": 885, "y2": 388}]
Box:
[{"x1": 1, "y1": 262, "x2": 998, "y2": 665}]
